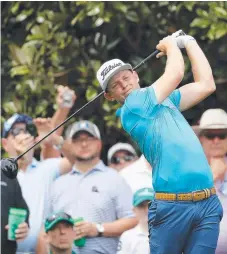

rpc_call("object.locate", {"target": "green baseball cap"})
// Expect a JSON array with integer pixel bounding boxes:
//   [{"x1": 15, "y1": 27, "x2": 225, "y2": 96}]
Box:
[
  {"x1": 45, "y1": 212, "x2": 74, "y2": 232},
  {"x1": 133, "y1": 188, "x2": 154, "y2": 207}
]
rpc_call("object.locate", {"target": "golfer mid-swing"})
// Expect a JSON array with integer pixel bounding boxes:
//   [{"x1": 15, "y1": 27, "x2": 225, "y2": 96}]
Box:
[{"x1": 97, "y1": 34, "x2": 223, "y2": 253}]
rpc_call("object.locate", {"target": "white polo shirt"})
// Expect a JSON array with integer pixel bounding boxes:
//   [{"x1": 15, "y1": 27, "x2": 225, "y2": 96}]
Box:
[
  {"x1": 16, "y1": 158, "x2": 61, "y2": 253},
  {"x1": 120, "y1": 155, "x2": 153, "y2": 193},
  {"x1": 117, "y1": 225, "x2": 150, "y2": 254}
]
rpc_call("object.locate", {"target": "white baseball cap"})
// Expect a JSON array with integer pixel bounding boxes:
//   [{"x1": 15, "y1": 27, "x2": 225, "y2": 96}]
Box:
[
  {"x1": 97, "y1": 59, "x2": 132, "y2": 91},
  {"x1": 66, "y1": 120, "x2": 101, "y2": 139},
  {"x1": 199, "y1": 108, "x2": 227, "y2": 130},
  {"x1": 108, "y1": 142, "x2": 137, "y2": 164}
]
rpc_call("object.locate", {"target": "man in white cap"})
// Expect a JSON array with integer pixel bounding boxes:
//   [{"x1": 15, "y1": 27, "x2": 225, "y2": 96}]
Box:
[
  {"x1": 96, "y1": 33, "x2": 222, "y2": 254},
  {"x1": 198, "y1": 108, "x2": 227, "y2": 254},
  {"x1": 108, "y1": 142, "x2": 138, "y2": 171},
  {"x1": 108, "y1": 143, "x2": 153, "y2": 193}
]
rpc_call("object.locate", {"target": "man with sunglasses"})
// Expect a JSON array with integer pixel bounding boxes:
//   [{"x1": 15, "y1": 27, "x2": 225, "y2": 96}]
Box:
[
  {"x1": 42, "y1": 120, "x2": 137, "y2": 254},
  {"x1": 198, "y1": 108, "x2": 227, "y2": 254},
  {"x1": 44, "y1": 212, "x2": 76, "y2": 254},
  {"x1": 108, "y1": 143, "x2": 138, "y2": 171},
  {"x1": 1, "y1": 114, "x2": 74, "y2": 253},
  {"x1": 108, "y1": 143, "x2": 153, "y2": 194}
]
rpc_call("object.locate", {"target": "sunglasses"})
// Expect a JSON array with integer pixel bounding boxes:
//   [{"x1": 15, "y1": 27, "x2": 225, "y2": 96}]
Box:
[
  {"x1": 203, "y1": 133, "x2": 227, "y2": 140},
  {"x1": 111, "y1": 155, "x2": 135, "y2": 165},
  {"x1": 9, "y1": 124, "x2": 38, "y2": 137},
  {"x1": 46, "y1": 212, "x2": 72, "y2": 223}
]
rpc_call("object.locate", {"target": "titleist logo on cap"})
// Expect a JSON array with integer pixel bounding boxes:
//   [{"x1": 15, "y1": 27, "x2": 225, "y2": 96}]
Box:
[{"x1": 101, "y1": 62, "x2": 122, "y2": 81}]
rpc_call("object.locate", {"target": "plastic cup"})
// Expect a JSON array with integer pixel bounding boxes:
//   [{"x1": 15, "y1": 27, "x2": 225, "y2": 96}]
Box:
[
  {"x1": 74, "y1": 217, "x2": 86, "y2": 247},
  {"x1": 7, "y1": 207, "x2": 27, "y2": 241}
]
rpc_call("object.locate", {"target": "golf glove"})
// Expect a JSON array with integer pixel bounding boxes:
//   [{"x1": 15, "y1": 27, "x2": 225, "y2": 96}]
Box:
[{"x1": 174, "y1": 35, "x2": 195, "y2": 49}]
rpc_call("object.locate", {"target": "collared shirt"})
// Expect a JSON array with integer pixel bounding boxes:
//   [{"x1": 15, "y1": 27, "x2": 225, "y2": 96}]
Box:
[
  {"x1": 116, "y1": 87, "x2": 213, "y2": 193},
  {"x1": 117, "y1": 225, "x2": 149, "y2": 254},
  {"x1": 50, "y1": 160, "x2": 135, "y2": 254},
  {"x1": 120, "y1": 155, "x2": 153, "y2": 194},
  {"x1": 16, "y1": 158, "x2": 61, "y2": 253}
]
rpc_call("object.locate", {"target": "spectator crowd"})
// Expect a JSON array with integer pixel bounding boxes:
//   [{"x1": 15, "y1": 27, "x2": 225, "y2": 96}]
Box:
[{"x1": 1, "y1": 86, "x2": 227, "y2": 254}]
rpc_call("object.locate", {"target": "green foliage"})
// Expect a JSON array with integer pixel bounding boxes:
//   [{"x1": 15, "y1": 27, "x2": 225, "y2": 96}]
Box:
[{"x1": 1, "y1": 1, "x2": 227, "y2": 151}]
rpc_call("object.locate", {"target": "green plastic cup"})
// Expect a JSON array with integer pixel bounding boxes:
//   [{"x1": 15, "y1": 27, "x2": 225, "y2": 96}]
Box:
[
  {"x1": 7, "y1": 207, "x2": 27, "y2": 241},
  {"x1": 74, "y1": 217, "x2": 86, "y2": 247}
]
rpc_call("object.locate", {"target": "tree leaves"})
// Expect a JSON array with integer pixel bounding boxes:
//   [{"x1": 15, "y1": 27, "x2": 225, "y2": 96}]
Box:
[{"x1": 2, "y1": 1, "x2": 227, "y2": 146}]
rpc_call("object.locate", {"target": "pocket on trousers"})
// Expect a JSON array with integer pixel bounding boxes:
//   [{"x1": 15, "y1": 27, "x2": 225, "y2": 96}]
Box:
[
  {"x1": 148, "y1": 201, "x2": 158, "y2": 227},
  {"x1": 218, "y1": 199, "x2": 224, "y2": 221}
]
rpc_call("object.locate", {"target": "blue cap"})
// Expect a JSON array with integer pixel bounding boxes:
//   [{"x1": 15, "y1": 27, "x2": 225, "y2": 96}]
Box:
[{"x1": 2, "y1": 113, "x2": 33, "y2": 138}]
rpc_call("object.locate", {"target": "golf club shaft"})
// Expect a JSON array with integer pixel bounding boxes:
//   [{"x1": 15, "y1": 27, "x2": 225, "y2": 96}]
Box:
[{"x1": 15, "y1": 49, "x2": 160, "y2": 161}]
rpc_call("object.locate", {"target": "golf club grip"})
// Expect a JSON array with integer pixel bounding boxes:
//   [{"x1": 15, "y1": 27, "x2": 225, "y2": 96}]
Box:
[
  {"x1": 15, "y1": 50, "x2": 160, "y2": 162},
  {"x1": 133, "y1": 50, "x2": 160, "y2": 70}
]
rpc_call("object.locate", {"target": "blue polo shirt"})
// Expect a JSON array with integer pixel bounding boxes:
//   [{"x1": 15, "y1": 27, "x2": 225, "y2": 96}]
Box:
[{"x1": 117, "y1": 87, "x2": 213, "y2": 193}]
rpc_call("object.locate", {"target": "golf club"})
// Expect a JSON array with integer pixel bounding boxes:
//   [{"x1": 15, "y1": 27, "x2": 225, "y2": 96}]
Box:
[{"x1": 1, "y1": 29, "x2": 185, "y2": 178}]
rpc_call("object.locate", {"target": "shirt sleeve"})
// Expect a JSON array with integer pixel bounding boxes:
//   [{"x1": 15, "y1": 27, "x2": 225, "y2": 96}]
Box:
[
  {"x1": 40, "y1": 158, "x2": 61, "y2": 181},
  {"x1": 113, "y1": 175, "x2": 135, "y2": 219},
  {"x1": 125, "y1": 87, "x2": 158, "y2": 117},
  {"x1": 168, "y1": 89, "x2": 181, "y2": 109}
]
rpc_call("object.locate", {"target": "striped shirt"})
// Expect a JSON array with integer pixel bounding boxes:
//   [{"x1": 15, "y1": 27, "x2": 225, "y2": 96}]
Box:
[{"x1": 50, "y1": 160, "x2": 135, "y2": 254}]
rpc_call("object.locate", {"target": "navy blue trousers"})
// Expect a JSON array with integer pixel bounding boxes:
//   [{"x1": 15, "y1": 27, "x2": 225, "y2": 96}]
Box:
[{"x1": 148, "y1": 195, "x2": 223, "y2": 254}]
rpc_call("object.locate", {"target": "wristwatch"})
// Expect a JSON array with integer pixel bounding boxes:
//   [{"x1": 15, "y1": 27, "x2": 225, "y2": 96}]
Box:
[
  {"x1": 53, "y1": 136, "x2": 64, "y2": 151},
  {"x1": 95, "y1": 223, "x2": 104, "y2": 237}
]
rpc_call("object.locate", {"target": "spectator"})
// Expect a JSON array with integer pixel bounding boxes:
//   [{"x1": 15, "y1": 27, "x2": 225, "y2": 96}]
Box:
[
  {"x1": 120, "y1": 155, "x2": 153, "y2": 193},
  {"x1": 117, "y1": 188, "x2": 154, "y2": 254},
  {"x1": 197, "y1": 108, "x2": 227, "y2": 254},
  {"x1": 44, "y1": 212, "x2": 76, "y2": 254},
  {"x1": 108, "y1": 143, "x2": 153, "y2": 193},
  {"x1": 1, "y1": 115, "x2": 73, "y2": 253},
  {"x1": 108, "y1": 143, "x2": 138, "y2": 172},
  {"x1": 44, "y1": 120, "x2": 137, "y2": 254},
  {"x1": 1, "y1": 170, "x2": 29, "y2": 254}
]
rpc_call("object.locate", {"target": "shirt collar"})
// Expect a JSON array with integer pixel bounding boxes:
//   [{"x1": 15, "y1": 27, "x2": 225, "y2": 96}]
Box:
[
  {"x1": 116, "y1": 107, "x2": 122, "y2": 117},
  {"x1": 70, "y1": 160, "x2": 107, "y2": 175},
  {"x1": 27, "y1": 157, "x2": 39, "y2": 171}
]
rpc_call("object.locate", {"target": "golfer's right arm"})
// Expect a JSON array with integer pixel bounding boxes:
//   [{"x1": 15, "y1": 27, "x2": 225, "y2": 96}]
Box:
[{"x1": 152, "y1": 37, "x2": 185, "y2": 104}]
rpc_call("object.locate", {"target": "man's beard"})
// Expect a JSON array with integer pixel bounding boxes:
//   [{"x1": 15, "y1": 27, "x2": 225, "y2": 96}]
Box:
[{"x1": 75, "y1": 152, "x2": 99, "y2": 162}]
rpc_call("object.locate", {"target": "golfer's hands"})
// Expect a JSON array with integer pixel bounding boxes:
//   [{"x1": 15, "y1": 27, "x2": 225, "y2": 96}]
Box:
[
  {"x1": 56, "y1": 85, "x2": 77, "y2": 109},
  {"x1": 5, "y1": 222, "x2": 29, "y2": 241},
  {"x1": 33, "y1": 118, "x2": 54, "y2": 145},
  {"x1": 209, "y1": 157, "x2": 227, "y2": 181},
  {"x1": 156, "y1": 36, "x2": 178, "y2": 58},
  {"x1": 174, "y1": 35, "x2": 195, "y2": 49},
  {"x1": 74, "y1": 221, "x2": 98, "y2": 239}
]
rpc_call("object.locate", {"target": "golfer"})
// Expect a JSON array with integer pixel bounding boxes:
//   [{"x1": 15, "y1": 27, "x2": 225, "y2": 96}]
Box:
[{"x1": 97, "y1": 34, "x2": 223, "y2": 253}]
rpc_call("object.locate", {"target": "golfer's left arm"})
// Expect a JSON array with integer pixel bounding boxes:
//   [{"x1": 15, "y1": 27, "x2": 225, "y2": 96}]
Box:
[{"x1": 179, "y1": 40, "x2": 216, "y2": 111}]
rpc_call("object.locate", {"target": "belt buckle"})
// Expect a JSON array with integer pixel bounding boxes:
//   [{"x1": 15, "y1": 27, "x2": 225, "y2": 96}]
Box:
[{"x1": 191, "y1": 191, "x2": 199, "y2": 202}]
